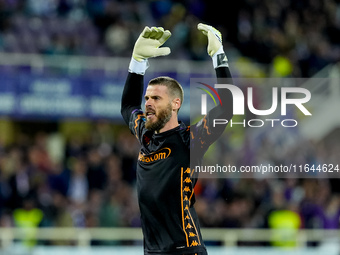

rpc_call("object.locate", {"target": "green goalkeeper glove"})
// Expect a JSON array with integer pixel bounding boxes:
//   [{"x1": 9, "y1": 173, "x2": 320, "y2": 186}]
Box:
[
  {"x1": 197, "y1": 23, "x2": 228, "y2": 68},
  {"x1": 133, "y1": 26, "x2": 171, "y2": 61}
]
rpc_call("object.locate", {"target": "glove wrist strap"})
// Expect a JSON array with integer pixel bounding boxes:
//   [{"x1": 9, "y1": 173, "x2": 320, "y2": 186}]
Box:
[
  {"x1": 212, "y1": 46, "x2": 229, "y2": 69},
  {"x1": 129, "y1": 57, "x2": 149, "y2": 75}
]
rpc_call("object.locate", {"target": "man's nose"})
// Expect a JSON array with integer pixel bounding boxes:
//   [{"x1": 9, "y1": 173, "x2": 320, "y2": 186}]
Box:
[{"x1": 145, "y1": 99, "x2": 152, "y2": 107}]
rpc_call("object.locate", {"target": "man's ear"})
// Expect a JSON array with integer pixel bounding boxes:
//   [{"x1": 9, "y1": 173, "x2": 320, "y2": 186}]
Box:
[{"x1": 172, "y1": 98, "x2": 181, "y2": 112}]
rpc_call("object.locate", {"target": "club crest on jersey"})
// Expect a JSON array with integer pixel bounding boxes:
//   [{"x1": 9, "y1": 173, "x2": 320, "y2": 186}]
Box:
[{"x1": 138, "y1": 147, "x2": 171, "y2": 163}]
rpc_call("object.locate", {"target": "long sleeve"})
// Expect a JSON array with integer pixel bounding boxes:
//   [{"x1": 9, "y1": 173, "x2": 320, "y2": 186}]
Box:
[
  {"x1": 191, "y1": 65, "x2": 233, "y2": 155},
  {"x1": 212, "y1": 66, "x2": 234, "y2": 122},
  {"x1": 121, "y1": 72, "x2": 144, "y2": 125}
]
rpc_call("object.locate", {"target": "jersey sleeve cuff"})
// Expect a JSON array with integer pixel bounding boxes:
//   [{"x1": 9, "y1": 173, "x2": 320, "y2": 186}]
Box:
[
  {"x1": 128, "y1": 57, "x2": 149, "y2": 75},
  {"x1": 212, "y1": 46, "x2": 229, "y2": 69}
]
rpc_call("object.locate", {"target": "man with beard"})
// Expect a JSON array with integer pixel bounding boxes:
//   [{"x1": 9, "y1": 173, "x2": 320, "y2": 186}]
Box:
[{"x1": 121, "y1": 24, "x2": 233, "y2": 255}]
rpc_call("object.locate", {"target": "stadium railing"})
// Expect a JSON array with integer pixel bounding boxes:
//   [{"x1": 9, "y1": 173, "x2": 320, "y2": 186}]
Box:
[{"x1": 1, "y1": 227, "x2": 339, "y2": 248}]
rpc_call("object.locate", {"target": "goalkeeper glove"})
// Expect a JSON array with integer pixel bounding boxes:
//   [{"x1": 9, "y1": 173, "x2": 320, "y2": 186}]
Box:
[
  {"x1": 133, "y1": 26, "x2": 171, "y2": 61},
  {"x1": 129, "y1": 26, "x2": 171, "y2": 74},
  {"x1": 197, "y1": 23, "x2": 228, "y2": 68}
]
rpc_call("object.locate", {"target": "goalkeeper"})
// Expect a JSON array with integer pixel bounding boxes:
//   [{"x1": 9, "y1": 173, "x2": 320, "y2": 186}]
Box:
[{"x1": 121, "y1": 23, "x2": 233, "y2": 255}]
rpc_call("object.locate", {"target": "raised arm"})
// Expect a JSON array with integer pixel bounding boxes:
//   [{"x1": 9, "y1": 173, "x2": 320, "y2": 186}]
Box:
[
  {"x1": 121, "y1": 26, "x2": 171, "y2": 125},
  {"x1": 121, "y1": 72, "x2": 144, "y2": 125},
  {"x1": 193, "y1": 24, "x2": 234, "y2": 150}
]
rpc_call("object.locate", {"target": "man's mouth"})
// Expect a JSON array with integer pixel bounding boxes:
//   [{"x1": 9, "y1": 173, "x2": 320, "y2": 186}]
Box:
[{"x1": 146, "y1": 111, "x2": 156, "y2": 119}]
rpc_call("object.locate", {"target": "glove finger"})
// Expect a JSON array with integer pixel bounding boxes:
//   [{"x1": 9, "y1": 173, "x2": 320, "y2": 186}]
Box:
[
  {"x1": 199, "y1": 23, "x2": 222, "y2": 43},
  {"x1": 149, "y1": 27, "x2": 160, "y2": 39},
  {"x1": 198, "y1": 23, "x2": 222, "y2": 40},
  {"x1": 154, "y1": 47, "x2": 171, "y2": 57},
  {"x1": 207, "y1": 31, "x2": 215, "y2": 42},
  {"x1": 197, "y1": 23, "x2": 209, "y2": 36},
  {"x1": 154, "y1": 27, "x2": 164, "y2": 40},
  {"x1": 141, "y1": 26, "x2": 152, "y2": 38},
  {"x1": 208, "y1": 30, "x2": 222, "y2": 44},
  {"x1": 159, "y1": 30, "x2": 171, "y2": 44}
]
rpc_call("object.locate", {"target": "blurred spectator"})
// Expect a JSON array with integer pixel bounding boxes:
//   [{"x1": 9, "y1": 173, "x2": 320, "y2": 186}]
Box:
[
  {"x1": 105, "y1": 23, "x2": 131, "y2": 55},
  {"x1": 86, "y1": 148, "x2": 106, "y2": 191},
  {"x1": 67, "y1": 157, "x2": 88, "y2": 205},
  {"x1": 315, "y1": 195, "x2": 340, "y2": 229},
  {"x1": 267, "y1": 203, "x2": 301, "y2": 247},
  {"x1": 13, "y1": 195, "x2": 44, "y2": 247},
  {"x1": 8, "y1": 160, "x2": 31, "y2": 209},
  {"x1": 48, "y1": 162, "x2": 69, "y2": 197},
  {"x1": 115, "y1": 130, "x2": 139, "y2": 184}
]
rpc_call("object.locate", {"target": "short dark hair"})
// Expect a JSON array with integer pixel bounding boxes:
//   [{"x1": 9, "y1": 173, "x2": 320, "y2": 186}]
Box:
[{"x1": 148, "y1": 76, "x2": 184, "y2": 112}]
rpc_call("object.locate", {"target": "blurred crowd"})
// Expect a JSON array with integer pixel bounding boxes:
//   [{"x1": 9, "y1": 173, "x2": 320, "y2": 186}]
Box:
[
  {"x1": 0, "y1": 125, "x2": 141, "y2": 238},
  {"x1": 0, "y1": 122, "x2": 339, "y2": 246},
  {"x1": 0, "y1": 0, "x2": 339, "y2": 77},
  {"x1": 197, "y1": 131, "x2": 340, "y2": 231}
]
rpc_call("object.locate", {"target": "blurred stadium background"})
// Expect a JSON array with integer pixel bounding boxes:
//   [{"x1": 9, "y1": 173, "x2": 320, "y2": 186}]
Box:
[{"x1": 0, "y1": 0, "x2": 339, "y2": 254}]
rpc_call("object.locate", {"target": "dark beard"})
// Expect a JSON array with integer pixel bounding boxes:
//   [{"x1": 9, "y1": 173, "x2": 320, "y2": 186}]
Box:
[{"x1": 145, "y1": 103, "x2": 172, "y2": 132}]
